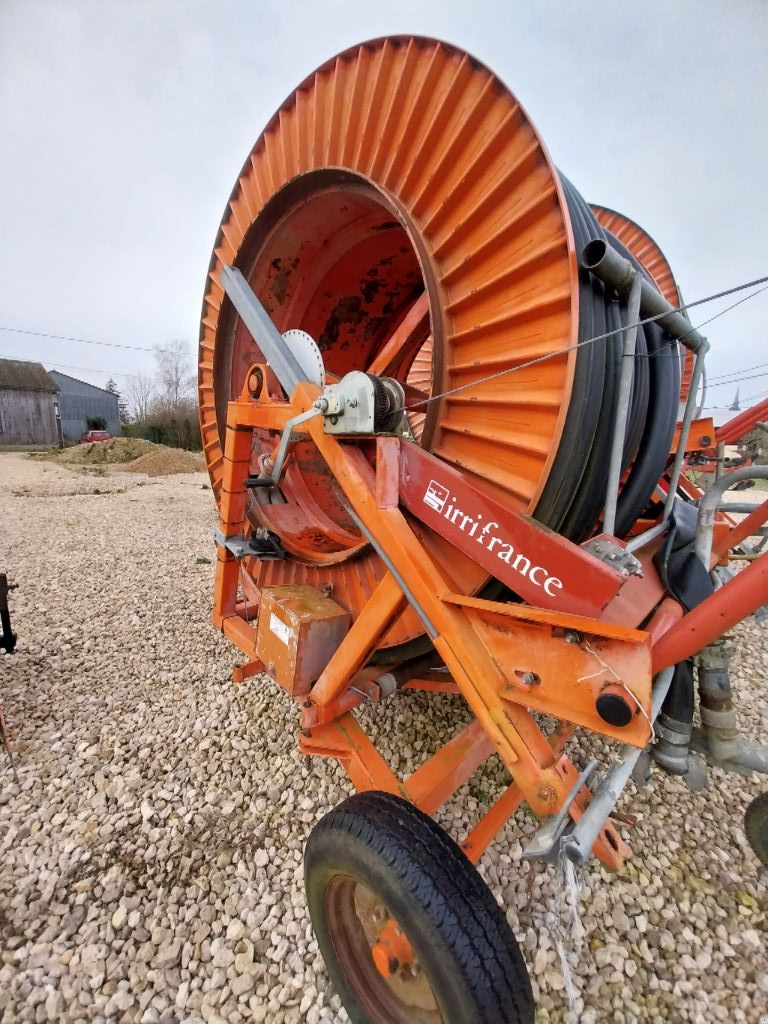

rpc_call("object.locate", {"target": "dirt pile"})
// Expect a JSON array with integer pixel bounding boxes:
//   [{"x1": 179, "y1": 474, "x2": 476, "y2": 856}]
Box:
[
  {"x1": 54, "y1": 437, "x2": 157, "y2": 465},
  {"x1": 123, "y1": 448, "x2": 205, "y2": 476}
]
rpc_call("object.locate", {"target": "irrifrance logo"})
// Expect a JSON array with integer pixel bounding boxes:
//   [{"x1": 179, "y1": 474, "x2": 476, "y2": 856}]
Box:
[{"x1": 423, "y1": 479, "x2": 564, "y2": 598}]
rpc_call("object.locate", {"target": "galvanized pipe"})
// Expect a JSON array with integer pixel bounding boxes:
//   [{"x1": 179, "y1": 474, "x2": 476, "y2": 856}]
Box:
[
  {"x1": 664, "y1": 349, "x2": 708, "y2": 518},
  {"x1": 562, "y1": 667, "x2": 675, "y2": 864},
  {"x1": 581, "y1": 240, "x2": 707, "y2": 352},
  {"x1": 603, "y1": 272, "x2": 642, "y2": 536},
  {"x1": 582, "y1": 238, "x2": 710, "y2": 525},
  {"x1": 695, "y1": 467, "x2": 768, "y2": 567}
]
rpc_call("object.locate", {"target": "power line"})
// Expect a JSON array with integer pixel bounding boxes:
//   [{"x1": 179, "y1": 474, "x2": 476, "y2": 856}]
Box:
[
  {"x1": 705, "y1": 370, "x2": 768, "y2": 390},
  {"x1": 708, "y1": 358, "x2": 768, "y2": 383},
  {"x1": 0, "y1": 325, "x2": 166, "y2": 353}
]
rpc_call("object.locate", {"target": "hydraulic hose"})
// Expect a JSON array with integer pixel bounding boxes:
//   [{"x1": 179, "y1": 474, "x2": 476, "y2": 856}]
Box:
[{"x1": 533, "y1": 175, "x2": 679, "y2": 542}]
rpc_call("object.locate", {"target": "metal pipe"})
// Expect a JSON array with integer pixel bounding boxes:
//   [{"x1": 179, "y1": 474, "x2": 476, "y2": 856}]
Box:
[
  {"x1": 714, "y1": 441, "x2": 725, "y2": 482},
  {"x1": 603, "y1": 273, "x2": 642, "y2": 536},
  {"x1": 220, "y1": 265, "x2": 307, "y2": 397},
  {"x1": 624, "y1": 520, "x2": 668, "y2": 553},
  {"x1": 581, "y1": 239, "x2": 707, "y2": 352},
  {"x1": 718, "y1": 502, "x2": 766, "y2": 514},
  {"x1": 562, "y1": 667, "x2": 675, "y2": 864},
  {"x1": 695, "y1": 467, "x2": 768, "y2": 566},
  {"x1": 664, "y1": 350, "x2": 708, "y2": 518},
  {"x1": 652, "y1": 554, "x2": 768, "y2": 671},
  {"x1": 582, "y1": 238, "x2": 710, "y2": 523}
]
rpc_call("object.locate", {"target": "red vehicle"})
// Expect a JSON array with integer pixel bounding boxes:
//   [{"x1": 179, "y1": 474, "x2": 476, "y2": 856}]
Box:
[{"x1": 79, "y1": 430, "x2": 112, "y2": 443}]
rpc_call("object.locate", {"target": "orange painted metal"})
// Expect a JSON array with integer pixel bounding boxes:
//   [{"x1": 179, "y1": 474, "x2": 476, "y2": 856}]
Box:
[
  {"x1": 652, "y1": 553, "x2": 768, "y2": 671},
  {"x1": 399, "y1": 441, "x2": 625, "y2": 617},
  {"x1": 299, "y1": 713, "x2": 406, "y2": 798},
  {"x1": 254, "y1": 585, "x2": 350, "y2": 696},
  {"x1": 443, "y1": 593, "x2": 652, "y2": 748},
  {"x1": 716, "y1": 396, "x2": 768, "y2": 445},
  {"x1": 199, "y1": 36, "x2": 582, "y2": 651},
  {"x1": 460, "y1": 722, "x2": 574, "y2": 863},
  {"x1": 309, "y1": 573, "x2": 408, "y2": 711},
  {"x1": 671, "y1": 416, "x2": 716, "y2": 453},
  {"x1": 211, "y1": 381, "x2": 631, "y2": 867},
  {"x1": 714, "y1": 499, "x2": 768, "y2": 556},
  {"x1": 371, "y1": 919, "x2": 416, "y2": 976},
  {"x1": 404, "y1": 719, "x2": 494, "y2": 815}
]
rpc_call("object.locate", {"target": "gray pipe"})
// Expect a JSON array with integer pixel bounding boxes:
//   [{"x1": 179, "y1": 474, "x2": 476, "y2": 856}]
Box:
[
  {"x1": 695, "y1": 466, "x2": 768, "y2": 567},
  {"x1": 581, "y1": 239, "x2": 707, "y2": 352},
  {"x1": 603, "y1": 273, "x2": 642, "y2": 536}
]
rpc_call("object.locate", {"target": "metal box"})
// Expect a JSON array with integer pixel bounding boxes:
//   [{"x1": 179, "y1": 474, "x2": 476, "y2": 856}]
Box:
[{"x1": 255, "y1": 585, "x2": 350, "y2": 696}]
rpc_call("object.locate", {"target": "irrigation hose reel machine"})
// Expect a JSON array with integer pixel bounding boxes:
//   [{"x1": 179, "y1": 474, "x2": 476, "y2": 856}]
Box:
[{"x1": 198, "y1": 36, "x2": 768, "y2": 1024}]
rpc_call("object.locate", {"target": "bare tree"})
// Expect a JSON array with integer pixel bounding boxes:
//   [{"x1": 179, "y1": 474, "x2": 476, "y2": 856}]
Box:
[
  {"x1": 126, "y1": 372, "x2": 156, "y2": 422},
  {"x1": 154, "y1": 339, "x2": 195, "y2": 414}
]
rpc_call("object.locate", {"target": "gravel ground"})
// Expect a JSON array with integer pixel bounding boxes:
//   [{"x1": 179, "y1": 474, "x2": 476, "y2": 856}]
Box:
[{"x1": 1, "y1": 451, "x2": 766, "y2": 1024}]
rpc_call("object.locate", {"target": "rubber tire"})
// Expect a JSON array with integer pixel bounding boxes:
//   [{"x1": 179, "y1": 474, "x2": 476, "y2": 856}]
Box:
[
  {"x1": 305, "y1": 791, "x2": 534, "y2": 1024},
  {"x1": 744, "y1": 792, "x2": 768, "y2": 868}
]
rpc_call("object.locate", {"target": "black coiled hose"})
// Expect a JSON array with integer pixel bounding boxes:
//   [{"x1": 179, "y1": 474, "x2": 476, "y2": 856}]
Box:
[{"x1": 533, "y1": 174, "x2": 680, "y2": 542}]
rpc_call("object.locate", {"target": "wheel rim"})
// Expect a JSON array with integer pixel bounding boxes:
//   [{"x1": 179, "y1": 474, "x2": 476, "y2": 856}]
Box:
[{"x1": 325, "y1": 874, "x2": 443, "y2": 1023}]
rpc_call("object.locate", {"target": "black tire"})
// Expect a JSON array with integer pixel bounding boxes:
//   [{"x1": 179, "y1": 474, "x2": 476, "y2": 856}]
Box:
[
  {"x1": 745, "y1": 792, "x2": 768, "y2": 868},
  {"x1": 304, "y1": 791, "x2": 534, "y2": 1024}
]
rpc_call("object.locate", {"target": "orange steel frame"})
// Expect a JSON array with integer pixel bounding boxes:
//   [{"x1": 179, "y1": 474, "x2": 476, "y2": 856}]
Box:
[{"x1": 213, "y1": 370, "x2": 768, "y2": 871}]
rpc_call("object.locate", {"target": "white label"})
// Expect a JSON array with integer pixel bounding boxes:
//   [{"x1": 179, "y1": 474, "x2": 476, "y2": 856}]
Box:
[
  {"x1": 424, "y1": 479, "x2": 449, "y2": 513},
  {"x1": 269, "y1": 613, "x2": 292, "y2": 646}
]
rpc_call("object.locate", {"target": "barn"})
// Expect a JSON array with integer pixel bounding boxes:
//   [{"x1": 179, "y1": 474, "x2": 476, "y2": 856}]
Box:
[
  {"x1": 49, "y1": 371, "x2": 120, "y2": 442},
  {"x1": 0, "y1": 359, "x2": 60, "y2": 447}
]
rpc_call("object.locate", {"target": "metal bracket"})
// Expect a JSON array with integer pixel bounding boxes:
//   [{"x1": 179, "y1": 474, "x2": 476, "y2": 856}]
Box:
[
  {"x1": 582, "y1": 537, "x2": 643, "y2": 578},
  {"x1": 522, "y1": 759, "x2": 598, "y2": 862},
  {"x1": 214, "y1": 527, "x2": 286, "y2": 561}
]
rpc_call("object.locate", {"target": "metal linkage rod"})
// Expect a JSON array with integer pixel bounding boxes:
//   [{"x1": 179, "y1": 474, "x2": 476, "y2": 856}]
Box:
[
  {"x1": 561, "y1": 667, "x2": 675, "y2": 865},
  {"x1": 220, "y1": 265, "x2": 306, "y2": 397}
]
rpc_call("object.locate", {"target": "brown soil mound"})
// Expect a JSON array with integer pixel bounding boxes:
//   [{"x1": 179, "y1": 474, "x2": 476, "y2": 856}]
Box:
[
  {"x1": 123, "y1": 448, "x2": 206, "y2": 477},
  {"x1": 55, "y1": 437, "x2": 157, "y2": 465}
]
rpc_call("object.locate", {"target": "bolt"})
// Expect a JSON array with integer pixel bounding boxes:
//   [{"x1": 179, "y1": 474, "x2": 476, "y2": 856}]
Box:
[
  {"x1": 564, "y1": 630, "x2": 582, "y2": 645},
  {"x1": 521, "y1": 672, "x2": 539, "y2": 686},
  {"x1": 371, "y1": 905, "x2": 387, "y2": 924},
  {"x1": 348, "y1": 397, "x2": 358, "y2": 408}
]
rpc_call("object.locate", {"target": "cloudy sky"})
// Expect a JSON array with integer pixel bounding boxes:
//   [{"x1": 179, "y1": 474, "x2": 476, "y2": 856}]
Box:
[{"x1": 1, "y1": 1, "x2": 766, "y2": 409}]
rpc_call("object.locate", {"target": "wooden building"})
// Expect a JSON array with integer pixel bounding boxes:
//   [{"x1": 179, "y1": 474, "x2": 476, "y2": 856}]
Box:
[{"x1": 0, "y1": 359, "x2": 60, "y2": 447}]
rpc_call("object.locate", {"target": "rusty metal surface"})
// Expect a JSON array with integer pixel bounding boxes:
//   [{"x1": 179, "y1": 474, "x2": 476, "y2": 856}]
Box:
[{"x1": 255, "y1": 585, "x2": 350, "y2": 695}]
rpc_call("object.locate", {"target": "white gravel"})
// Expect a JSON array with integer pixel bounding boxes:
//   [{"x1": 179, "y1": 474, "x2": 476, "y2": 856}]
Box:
[{"x1": 1, "y1": 451, "x2": 766, "y2": 1024}]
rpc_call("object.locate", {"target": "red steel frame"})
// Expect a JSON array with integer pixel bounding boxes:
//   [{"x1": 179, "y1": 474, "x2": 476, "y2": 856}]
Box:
[{"x1": 213, "y1": 368, "x2": 768, "y2": 870}]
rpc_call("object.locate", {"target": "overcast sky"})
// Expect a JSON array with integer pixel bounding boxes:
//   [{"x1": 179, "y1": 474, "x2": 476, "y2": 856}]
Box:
[{"x1": 1, "y1": 1, "x2": 766, "y2": 409}]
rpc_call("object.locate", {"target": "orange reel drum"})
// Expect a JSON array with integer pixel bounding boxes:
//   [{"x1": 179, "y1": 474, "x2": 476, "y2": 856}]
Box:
[{"x1": 199, "y1": 37, "x2": 582, "y2": 653}]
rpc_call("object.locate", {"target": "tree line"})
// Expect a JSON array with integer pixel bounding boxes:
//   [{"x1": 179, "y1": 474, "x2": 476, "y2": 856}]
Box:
[{"x1": 112, "y1": 340, "x2": 201, "y2": 450}]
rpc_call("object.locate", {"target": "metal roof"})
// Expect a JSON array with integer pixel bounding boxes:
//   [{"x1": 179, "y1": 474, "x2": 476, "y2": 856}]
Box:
[{"x1": 0, "y1": 358, "x2": 58, "y2": 393}]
